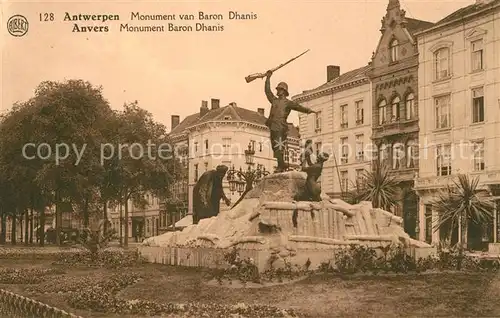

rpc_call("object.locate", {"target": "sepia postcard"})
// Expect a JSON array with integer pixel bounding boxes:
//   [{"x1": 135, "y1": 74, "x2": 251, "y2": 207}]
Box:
[{"x1": 1, "y1": 0, "x2": 500, "y2": 317}]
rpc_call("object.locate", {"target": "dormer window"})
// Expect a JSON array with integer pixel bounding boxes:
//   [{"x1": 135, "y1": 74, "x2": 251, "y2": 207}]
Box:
[{"x1": 390, "y1": 39, "x2": 399, "y2": 62}]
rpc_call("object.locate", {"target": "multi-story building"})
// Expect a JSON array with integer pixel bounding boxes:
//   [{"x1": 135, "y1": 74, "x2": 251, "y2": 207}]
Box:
[
  {"x1": 366, "y1": 0, "x2": 434, "y2": 238},
  {"x1": 168, "y1": 99, "x2": 300, "y2": 218},
  {"x1": 414, "y1": 0, "x2": 500, "y2": 246},
  {"x1": 108, "y1": 195, "x2": 162, "y2": 243},
  {"x1": 293, "y1": 65, "x2": 372, "y2": 197}
]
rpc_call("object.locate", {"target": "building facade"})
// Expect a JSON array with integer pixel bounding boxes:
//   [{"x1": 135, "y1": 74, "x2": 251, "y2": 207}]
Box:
[
  {"x1": 108, "y1": 195, "x2": 162, "y2": 242},
  {"x1": 414, "y1": 0, "x2": 500, "y2": 246},
  {"x1": 366, "y1": 0, "x2": 434, "y2": 238},
  {"x1": 168, "y1": 99, "x2": 300, "y2": 217},
  {"x1": 293, "y1": 65, "x2": 372, "y2": 198}
]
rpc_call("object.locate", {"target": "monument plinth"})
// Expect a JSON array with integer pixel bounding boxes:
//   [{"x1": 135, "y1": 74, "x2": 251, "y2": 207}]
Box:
[{"x1": 139, "y1": 171, "x2": 434, "y2": 271}]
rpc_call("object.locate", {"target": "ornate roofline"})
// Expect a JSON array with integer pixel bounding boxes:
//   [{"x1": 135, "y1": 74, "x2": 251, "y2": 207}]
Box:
[
  {"x1": 414, "y1": 1, "x2": 500, "y2": 37},
  {"x1": 292, "y1": 77, "x2": 370, "y2": 103}
]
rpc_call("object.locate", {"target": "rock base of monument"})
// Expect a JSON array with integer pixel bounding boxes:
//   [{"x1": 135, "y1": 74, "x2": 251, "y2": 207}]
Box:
[{"x1": 139, "y1": 171, "x2": 436, "y2": 272}]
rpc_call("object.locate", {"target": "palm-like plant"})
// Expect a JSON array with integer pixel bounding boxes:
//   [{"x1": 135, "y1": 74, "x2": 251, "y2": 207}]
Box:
[
  {"x1": 432, "y1": 174, "x2": 494, "y2": 249},
  {"x1": 351, "y1": 160, "x2": 399, "y2": 211}
]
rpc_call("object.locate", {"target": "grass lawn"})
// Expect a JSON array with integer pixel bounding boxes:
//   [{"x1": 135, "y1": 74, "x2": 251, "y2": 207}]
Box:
[{"x1": 2, "y1": 258, "x2": 500, "y2": 317}]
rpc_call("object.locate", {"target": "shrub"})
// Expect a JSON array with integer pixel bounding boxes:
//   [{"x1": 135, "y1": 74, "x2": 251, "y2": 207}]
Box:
[
  {"x1": 334, "y1": 244, "x2": 377, "y2": 274},
  {"x1": 216, "y1": 248, "x2": 261, "y2": 284}
]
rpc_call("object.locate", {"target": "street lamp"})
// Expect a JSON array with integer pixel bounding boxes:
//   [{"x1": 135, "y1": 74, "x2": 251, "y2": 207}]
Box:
[
  {"x1": 226, "y1": 164, "x2": 270, "y2": 196},
  {"x1": 245, "y1": 142, "x2": 255, "y2": 165}
]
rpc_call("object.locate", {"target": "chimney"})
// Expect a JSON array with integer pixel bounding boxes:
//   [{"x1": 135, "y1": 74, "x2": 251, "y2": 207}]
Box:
[
  {"x1": 200, "y1": 100, "x2": 209, "y2": 117},
  {"x1": 171, "y1": 115, "x2": 180, "y2": 130},
  {"x1": 327, "y1": 65, "x2": 340, "y2": 82},
  {"x1": 229, "y1": 102, "x2": 237, "y2": 107},
  {"x1": 257, "y1": 108, "x2": 265, "y2": 116},
  {"x1": 211, "y1": 98, "x2": 220, "y2": 110}
]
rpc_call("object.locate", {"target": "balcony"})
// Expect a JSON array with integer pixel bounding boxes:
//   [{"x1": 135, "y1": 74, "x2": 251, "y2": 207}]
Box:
[
  {"x1": 414, "y1": 170, "x2": 500, "y2": 191},
  {"x1": 373, "y1": 118, "x2": 418, "y2": 139},
  {"x1": 388, "y1": 168, "x2": 417, "y2": 183}
]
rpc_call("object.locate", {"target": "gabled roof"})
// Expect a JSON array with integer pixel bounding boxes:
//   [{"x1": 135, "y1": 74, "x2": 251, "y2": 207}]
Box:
[
  {"x1": 293, "y1": 65, "x2": 370, "y2": 100},
  {"x1": 169, "y1": 104, "x2": 300, "y2": 138},
  {"x1": 437, "y1": 0, "x2": 500, "y2": 25},
  {"x1": 405, "y1": 17, "x2": 435, "y2": 35}
]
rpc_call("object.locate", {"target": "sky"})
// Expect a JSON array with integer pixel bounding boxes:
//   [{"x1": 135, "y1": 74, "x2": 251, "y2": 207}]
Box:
[{"x1": 2, "y1": 0, "x2": 475, "y2": 130}]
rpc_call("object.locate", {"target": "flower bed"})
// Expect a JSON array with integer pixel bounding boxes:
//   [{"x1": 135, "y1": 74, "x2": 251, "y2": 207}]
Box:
[
  {"x1": 64, "y1": 271, "x2": 301, "y2": 317},
  {"x1": 0, "y1": 268, "x2": 66, "y2": 284},
  {"x1": 318, "y1": 243, "x2": 500, "y2": 275},
  {"x1": 53, "y1": 249, "x2": 144, "y2": 268}
]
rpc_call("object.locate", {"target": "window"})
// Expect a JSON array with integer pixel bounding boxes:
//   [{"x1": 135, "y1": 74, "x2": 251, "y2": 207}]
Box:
[
  {"x1": 315, "y1": 142, "x2": 322, "y2": 157},
  {"x1": 205, "y1": 140, "x2": 209, "y2": 151},
  {"x1": 315, "y1": 111, "x2": 322, "y2": 131},
  {"x1": 436, "y1": 144, "x2": 451, "y2": 176},
  {"x1": 472, "y1": 141, "x2": 485, "y2": 171},
  {"x1": 392, "y1": 143, "x2": 404, "y2": 170},
  {"x1": 204, "y1": 162, "x2": 208, "y2": 171},
  {"x1": 194, "y1": 163, "x2": 199, "y2": 181},
  {"x1": 257, "y1": 163, "x2": 264, "y2": 171},
  {"x1": 379, "y1": 143, "x2": 390, "y2": 165},
  {"x1": 340, "y1": 138, "x2": 348, "y2": 164},
  {"x1": 222, "y1": 138, "x2": 231, "y2": 153},
  {"x1": 435, "y1": 95, "x2": 451, "y2": 129},
  {"x1": 390, "y1": 39, "x2": 399, "y2": 62},
  {"x1": 434, "y1": 47, "x2": 451, "y2": 80},
  {"x1": 390, "y1": 96, "x2": 400, "y2": 121},
  {"x1": 355, "y1": 135, "x2": 364, "y2": 162},
  {"x1": 472, "y1": 87, "x2": 484, "y2": 123},
  {"x1": 250, "y1": 140, "x2": 256, "y2": 151},
  {"x1": 355, "y1": 169, "x2": 364, "y2": 186},
  {"x1": 259, "y1": 142, "x2": 263, "y2": 152},
  {"x1": 194, "y1": 142, "x2": 198, "y2": 153},
  {"x1": 425, "y1": 205, "x2": 433, "y2": 243},
  {"x1": 340, "y1": 105, "x2": 348, "y2": 128},
  {"x1": 340, "y1": 171, "x2": 349, "y2": 192},
  {"x1": 378, "y1": 100, "x2": 387, "y2": 125},
  {"x1": 355, "y1": 100, "x2": 364, "y2": 125},
  {"x1": 405, "y1": 93, "x2": 416, "y2": 120},
  {"x1": 406, "y1": 141, "x2": 417, "y2": 168},
  {"x1": 471, "y1": 39, "x2": 484, "y2": 71},
  {"x1": 290, "y1": 150, "x2": 297, "y2": 163}
]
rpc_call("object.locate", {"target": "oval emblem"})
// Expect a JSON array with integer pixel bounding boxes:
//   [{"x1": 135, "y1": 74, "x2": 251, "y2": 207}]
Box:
[{"x1": 7, "y1": 15, "x2": 29, "y2": 37}]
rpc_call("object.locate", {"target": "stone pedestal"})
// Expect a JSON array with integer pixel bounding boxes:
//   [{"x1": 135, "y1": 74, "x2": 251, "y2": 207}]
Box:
[{"x1": 140, "y1": 171, "x2": 435, "y2": 271}]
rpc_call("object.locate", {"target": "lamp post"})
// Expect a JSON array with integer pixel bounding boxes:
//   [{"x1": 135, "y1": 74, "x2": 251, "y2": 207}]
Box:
[{"x1": 227, "y1": 143, "x2": 270, "y2": 206}]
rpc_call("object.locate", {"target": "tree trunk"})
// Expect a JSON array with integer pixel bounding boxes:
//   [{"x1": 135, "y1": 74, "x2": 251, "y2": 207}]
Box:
[
  {"x1": 19, "y1": 213, "x2": 23, "y2": 243},
  {"x1": 124, "y1": 197, "x2": 129, "y2": 247},
  {"x1": 0, "y1": 208, "x2": 6, "y2": 244},
  {"x1": 464, "y1": 217, "x2": 469, "y2": 250},
  {"x1": 11, "y1": 213, "x2": 16, "y2": 245},
  {"x1": 24, "y1": 210, "x2": 29, "y2": 245},
  {"x1": 55, "y1": 191, "x2": 61, "y2": 246},
  {"x1": 39, "y1": 209, "x2": 45, "y2": 247},
  {"x1": 83, "y1": 196, "x2": 89, "y2": 228},
  {"x1": 29, "y1": 210, "x2": 34, "y2": 244},
  {"x1": 103, "y1": 201, "x2": 108, "y2": 233},
  {"x1": 119, "y1": 202, "x2": 123, "y2": 246}
]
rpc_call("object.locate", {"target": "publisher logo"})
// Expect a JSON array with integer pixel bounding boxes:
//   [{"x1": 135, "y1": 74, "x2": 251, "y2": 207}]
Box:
[{"x1": 7, "y1": 15, "x2": 29, "y2": 37}]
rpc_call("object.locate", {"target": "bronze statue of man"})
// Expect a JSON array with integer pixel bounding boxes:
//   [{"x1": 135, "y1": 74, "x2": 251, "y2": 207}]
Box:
[
  {"x1": 300, "y1": 139, "x2": 315, "y2": 171},
  {"x1": 264, "y1": 70, "x2": 316, "y2": 172},
  {"x1": 192, "y1": 165, "x2": 231, "y2": 224},
  {"x1": 295, "y1": 152, "x2": 330, "y2": 202}
]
